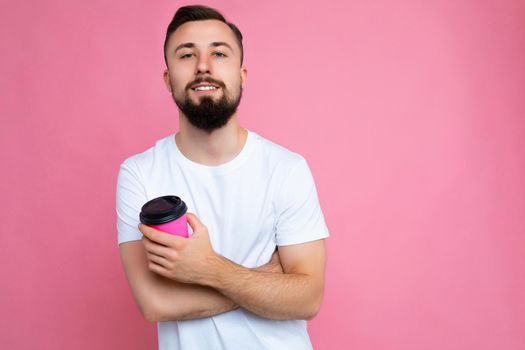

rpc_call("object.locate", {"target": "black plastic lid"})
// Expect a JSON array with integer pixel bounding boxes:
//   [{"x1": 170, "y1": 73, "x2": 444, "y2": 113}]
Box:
[{"x1": 140, "y1": 195, "x2": 187, "y2": 225}]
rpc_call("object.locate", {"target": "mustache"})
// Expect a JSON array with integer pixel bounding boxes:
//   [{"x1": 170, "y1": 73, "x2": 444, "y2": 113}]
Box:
[{"x1": 185, "y1": 77, "x2": 226, "y2": 91}]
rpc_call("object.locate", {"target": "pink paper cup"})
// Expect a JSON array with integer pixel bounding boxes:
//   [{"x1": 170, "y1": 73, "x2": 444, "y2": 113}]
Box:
[{"x1": 140, "y1": 195, "x2": 189, "y2": 238}]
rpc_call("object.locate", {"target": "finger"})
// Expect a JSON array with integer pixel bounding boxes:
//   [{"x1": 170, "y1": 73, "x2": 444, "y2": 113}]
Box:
[
  {"x1": 148, "y1": 260, "x2": 170, "y2": 279},
  {"x1": 186, "y1": 212, "x2": 204, "y2": 232},
  {"x1": 142, "y1": 236, "x2": 173, "y2": 258},
  {"x1": 146, "y1": 252, "x2": 171, "y2": 268},
  {"x1": 139, "y1": 224, "x2": 180, "y2": 246},
  {"x1": 271, "y1": 249, "x2": 281, "y2": 263}
]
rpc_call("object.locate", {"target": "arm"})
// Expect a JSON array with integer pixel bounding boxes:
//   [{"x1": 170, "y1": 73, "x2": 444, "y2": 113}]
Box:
[
  {"x1": 206, "y1": 239, "x2": 326, "y2": 320},
  {"x1": 141, "y1": 214, "x2": 326, "y2": 320},
  {"x1": 116, "y1": 162, "x2": 282, "y2": 322},
  {"x1": 119, "y1": 240, "x2": 235, "y2": 322},
  {"x1": 119, "y1": 239, "x2": 283, "y2": 322}
]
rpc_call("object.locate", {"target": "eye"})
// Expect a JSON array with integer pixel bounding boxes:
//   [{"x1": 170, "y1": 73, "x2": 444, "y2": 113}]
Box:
[
  {"x1": 213, "y1": 51, "x2": 227, "y2": 58},
  {"x1": 179, "y1": 53, "x2": 194, "y2": 59}
]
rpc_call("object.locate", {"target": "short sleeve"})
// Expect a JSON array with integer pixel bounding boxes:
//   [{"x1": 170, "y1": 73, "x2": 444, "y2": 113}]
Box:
[
  {"x1": 275, "y1": 158, "x2": 329, "y2": 246},
  {"x1": 116, "y1": 160, "x2": 146, "y2": 245}
]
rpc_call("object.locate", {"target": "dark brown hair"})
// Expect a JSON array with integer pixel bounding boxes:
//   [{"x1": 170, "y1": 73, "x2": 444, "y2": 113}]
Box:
[{"x1": 163, "y1": 5, "x2": 244, "y2": 67}]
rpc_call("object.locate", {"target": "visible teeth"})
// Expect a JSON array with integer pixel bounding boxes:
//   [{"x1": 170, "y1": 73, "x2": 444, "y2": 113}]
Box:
[{"x1": 195, "y1": 86, "x2": 217, "y2": 91}]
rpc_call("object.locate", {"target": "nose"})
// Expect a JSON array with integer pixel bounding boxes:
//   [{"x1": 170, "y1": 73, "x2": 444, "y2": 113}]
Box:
[{"x1": 195, "y1": 54, "x2": 211, "y2": 75}]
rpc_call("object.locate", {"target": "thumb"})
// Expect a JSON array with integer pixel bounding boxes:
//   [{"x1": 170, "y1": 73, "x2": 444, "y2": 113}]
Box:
[{"x1": 186, "y1": 212, "x2": 203, "y2": 232}]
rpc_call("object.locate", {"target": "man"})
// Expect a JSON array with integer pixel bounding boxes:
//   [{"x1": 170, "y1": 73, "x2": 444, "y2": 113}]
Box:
[{"x1": 116, "y1": 5, "x2": 329, "y2": 349}]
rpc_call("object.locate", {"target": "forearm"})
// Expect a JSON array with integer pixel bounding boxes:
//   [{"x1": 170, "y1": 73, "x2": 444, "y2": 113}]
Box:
[
  {"x1": 148, "y1": 275, "x2": 237, "y2": 322},
  {"x1": 137, "y1": 220, "x2": 321, "y2": 321},
  {"x1": 149, "y1": 258, "x2": 280, "y2": 321},
  {"x1": 198, "y1": 256, "x2": 323, "y2": 320},
  {"x1": 120, "y1": 241, "x2": 235, "y2": 322}
]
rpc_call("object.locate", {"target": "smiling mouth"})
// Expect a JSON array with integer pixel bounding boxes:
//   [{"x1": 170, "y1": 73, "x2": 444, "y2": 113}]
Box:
[
  {"x1": 190, "y1": 80, "x2": 222, "y2": 92},
  {"x1": 192, "y1": 85, "x2": 219, "y2": 91}
]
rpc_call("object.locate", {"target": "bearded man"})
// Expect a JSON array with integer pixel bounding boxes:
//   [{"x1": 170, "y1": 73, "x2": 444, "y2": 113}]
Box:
[{"x1": 116, "y1": 5, "x2": 329, "y2": 350}]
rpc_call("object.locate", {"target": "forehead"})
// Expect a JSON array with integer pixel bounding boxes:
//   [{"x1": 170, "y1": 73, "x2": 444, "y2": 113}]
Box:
[{"x1": 168, "y1": 19, "x2": 239, "y2": 51}]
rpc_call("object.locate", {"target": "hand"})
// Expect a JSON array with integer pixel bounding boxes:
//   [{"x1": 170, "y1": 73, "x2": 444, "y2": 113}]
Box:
[
  {"x1": 254, "y1": 249, "x2": 284, "y2": 274},
  {"x1": 269, "y1": 249, "x2": 284, "y2": 273},
  {"x1": 139, "y1": 213, "x2": 218, "y2": 284}
]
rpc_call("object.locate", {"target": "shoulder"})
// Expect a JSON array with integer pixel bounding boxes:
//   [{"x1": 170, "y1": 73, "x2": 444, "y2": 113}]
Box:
[
  {"x1": 119, "y1": 134, "x2": 174, "y2": 174},
  {"x1": 250, "y1": 131, "x2": 306, "y2": 174}
]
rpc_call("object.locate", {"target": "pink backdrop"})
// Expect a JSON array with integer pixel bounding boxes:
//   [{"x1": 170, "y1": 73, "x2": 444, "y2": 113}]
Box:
[{"x1": 1, "y1": 0, "x2": 524, "y2": 349}]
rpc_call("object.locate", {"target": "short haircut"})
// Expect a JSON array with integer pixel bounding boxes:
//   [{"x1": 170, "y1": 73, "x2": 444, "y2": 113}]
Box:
[{"x1": 163, "y1": 5, "x2": 244, "y2": 67}]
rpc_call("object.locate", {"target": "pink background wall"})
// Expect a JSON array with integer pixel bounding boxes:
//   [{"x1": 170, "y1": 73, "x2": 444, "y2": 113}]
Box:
[{"x1": 1, "y1": 0, "x2": 524, "y2": 349}]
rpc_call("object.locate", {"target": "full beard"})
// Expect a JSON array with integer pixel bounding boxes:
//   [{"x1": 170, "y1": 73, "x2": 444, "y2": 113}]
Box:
[{"x1": 173, "y1": 87, "x2": 242, "y2": 133}]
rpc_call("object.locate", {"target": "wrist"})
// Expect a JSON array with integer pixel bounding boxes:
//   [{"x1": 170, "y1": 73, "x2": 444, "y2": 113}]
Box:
[{"x1": 198, "y1": 254, "x2": 232, "y2": 288}]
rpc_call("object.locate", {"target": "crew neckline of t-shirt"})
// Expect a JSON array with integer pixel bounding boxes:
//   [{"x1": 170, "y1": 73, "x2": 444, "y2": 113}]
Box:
[{"x1": 170, "y1": 129, "x2": 256, "y2": 175}]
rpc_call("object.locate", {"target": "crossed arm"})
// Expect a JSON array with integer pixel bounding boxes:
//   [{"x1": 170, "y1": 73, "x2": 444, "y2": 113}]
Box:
[{"x1": 119, "y1": 213, "x2": 326, "y2": 322}]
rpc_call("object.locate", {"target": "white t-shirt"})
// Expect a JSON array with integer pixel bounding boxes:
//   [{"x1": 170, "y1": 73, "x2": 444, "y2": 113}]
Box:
[{"x1": 116, "y1": 130, "x2": 329, "y2": 350}]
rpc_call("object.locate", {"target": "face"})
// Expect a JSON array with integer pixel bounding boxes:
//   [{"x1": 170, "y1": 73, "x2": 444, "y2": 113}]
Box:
[{"x1": 163, "y1": 20, "x2": 247, "y2": 132}]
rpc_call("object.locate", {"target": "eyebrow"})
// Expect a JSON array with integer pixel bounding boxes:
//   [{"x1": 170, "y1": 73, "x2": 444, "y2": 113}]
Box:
[{"x1": 174, "y1": 41, "x2": 234, "y2": 54}]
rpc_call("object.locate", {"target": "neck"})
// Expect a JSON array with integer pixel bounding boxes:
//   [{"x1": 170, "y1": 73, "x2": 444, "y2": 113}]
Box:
[{"x1": 176, "y1": 113, "x2": 247, "y2": 166}]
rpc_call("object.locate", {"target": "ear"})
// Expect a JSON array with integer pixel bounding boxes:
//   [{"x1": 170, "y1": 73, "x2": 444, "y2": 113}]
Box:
[
  {"x1": 240, "y1": 67, "x2": 248, "y2": 88},
  {"x1": 163, "y1": 69, "x2": 173, "y2": 92}
]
